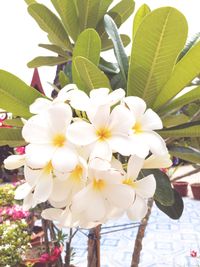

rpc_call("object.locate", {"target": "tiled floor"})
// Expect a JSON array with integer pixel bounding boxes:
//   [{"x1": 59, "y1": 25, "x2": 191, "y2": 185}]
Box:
[{"x1": 71, "y1": 197, "x2": 200, "y2": 267}]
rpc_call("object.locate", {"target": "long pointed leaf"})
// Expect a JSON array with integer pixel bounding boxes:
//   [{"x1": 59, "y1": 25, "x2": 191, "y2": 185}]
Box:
[
  {"x1": 51, "y1": 0, "x2": 80, "y2": 41},
  {"x1": 127, "y1": 7, "x2": 188, "y2": 107},
  {"x1": 154, "y1": 41, "x2": 200, "y2": 110},
  {"x1": 132, "y1": 4, "x2": 151, "y2": 38},
  {"x1": 168, "y1": 146, "x2": 200, "y2": 164},
  {"x1": 72, "y1": 29, "x2": 101, "y2": 90},
  {"x1": 0, "y1": 70, "x2": 43, "y2": 118},
  {"x1": 28, "y1": 3, "x2": 72, "y2": 50},
  {"x1": 73, "y1": 56, "x2": 111, "y2": 93},
  {"x1": 104, "y1": 15, "x2": 129, "y2": 88},
  {"x1": 27, "y1": 56, "x2": 68, "y2": 68},
  {"x1": 97, "y1": 0, "x2": 113, "y2": 23},
  {"x1": 39, "y1": 44, "x2": 67, "y2": 57},
  {"x1": 102, "y1": 34, "x2": 130, "y2": 51}
]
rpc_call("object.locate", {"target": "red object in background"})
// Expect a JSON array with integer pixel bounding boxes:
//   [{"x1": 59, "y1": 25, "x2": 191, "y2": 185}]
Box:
[
  {"x1": 191, "y1": 183, "x2": 200, "y2": 200},
  {"x1": 31, "y1": 68, "x2": 44, "y2": 94},
  {"x1": 172, "y1": 181, "x2": 188, "y2": 197},
  {"x1": 190, "y1": 250, "x2": 197, "y2": 257}
]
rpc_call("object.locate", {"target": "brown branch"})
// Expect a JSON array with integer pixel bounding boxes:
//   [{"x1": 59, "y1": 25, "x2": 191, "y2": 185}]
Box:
[
  {"x1": 171, "y1": 167, "x2": 200, "y2": 182},
  {"x1": 87, "y1": 225, "x2": 101, "y2": 267},
  {"x1": 130, "y1": 199, "x2": 154, "y2": 267}
]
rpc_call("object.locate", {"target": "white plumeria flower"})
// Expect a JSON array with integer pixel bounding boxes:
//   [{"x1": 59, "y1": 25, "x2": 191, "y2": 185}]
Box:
[
  {"x1": 49, "y1": 157, "x2": 87, "y2": 206},
  {"x1": 22, "y1": 103, "x2": 79, "y2": 173},
  {"x1": 4, "y1": 154, "x2": 26, "y2": 170},
  {"x1": 67, "y1": 104, "x2": 134, "y2": 161},
  {"x1": 123, "y1": 155, "x2": 156, "y2": 221},
  {"x1": 123, "y1": 96, "x2": 167, "y2": 158},
  {"x1": 68, "y1": 88, "x2": 125, "y2": 121},
  {"x1": 143, "y1": 153, "x2": 172, "y2": 169},
  {"x1": 70, "y1": 161, "x2": 134, "y2": 223},
  {"x1": 14, "y1": 182, "x2": 37, "y2": 210},
  {"x1": 30, "y1": 84, "x2": 78, "y2": 114}
]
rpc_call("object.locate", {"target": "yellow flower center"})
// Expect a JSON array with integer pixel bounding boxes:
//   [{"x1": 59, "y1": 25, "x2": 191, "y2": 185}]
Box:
[
  {"x1": 52, "y1": 134, "x2": 66, "y2": 147},
  {"x1": 43, "y1": 161, "x2": 53, "y2": 174},
  {"x1": 93, "y1": 178, "x2": 105, "y2": 191},
  {"x1": 132, "y1": 121, "x2": 142, "y2": 134},
  {"x1": 96, "y1": 128, "x2": 111, "y2": 141},
  {"x1": 123, "y1": 178, "x2": 137, "y2": 188},
  {"x1": 69, "y1": 165, "x2": 83, "y2": 183}
]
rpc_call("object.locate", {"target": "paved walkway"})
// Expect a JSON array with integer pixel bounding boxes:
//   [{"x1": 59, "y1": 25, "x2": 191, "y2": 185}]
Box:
[{"x1": 71, "y1": 196, "x2": 200, "y2": 267}]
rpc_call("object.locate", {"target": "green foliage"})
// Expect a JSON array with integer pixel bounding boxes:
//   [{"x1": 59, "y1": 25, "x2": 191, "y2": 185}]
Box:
[
  {"x1": 132, "y1": 4, "x2": 151, "y2": 38},
  {"x1": 51, "y1": 0, "x2": 80, "y2": 41},
  {"x1": 59, "y1": 71, "x2": 70, "y2": 88},
  {"x1": 127, "y1": 7, "x2": 188, "y2": 106},
  {"x1": 104, "y1": 15, "x2": 129, "y2": 88},
  {"x1": 168, "y1": 146, "x2": 200, "y2": 164},
  {"x1": 0, "y1": 220, "x2": 30, "y2": 267},
  {"x1": 96, "y1": 0, "x2": 113, "y2": 23},
  {"x1": 162, "y1": 114, "x2": 189, "y2": 128},
  {"x1": 0, "y1": 70, "x2": 44, "y2": 118},
  {"x1": 72, "y1": 29, "x2": 101, "y2": 90},
  {"x1": 3, "y1": 118, "x2": 24, "y2": 128},
  {"x1": 0, "y1": 128, "x2": 26, "y2": 147},
  {"x1": 39, "y1": 43, "x2": 67, "y2": 57},
  {"x1": 27, "y1": 56, "x2": 69, "y2": 68},
  {"x1": 28, "y1": 3, "x2": 72, "y2": 50},
  {"x1": 0, "y1": 184, "x2": 15, "y2": 206},
  {"x1": 154, "y1": 41, "x2": 200, "y2": 110},
  {"x1": 155, "y1": 189, "x2": 184, "y2": 219},
  {"x1": 101, "y1": 34, "x2": 130, "y2": 51},
  {"x1": 73, "y1": 56, "x2": 111, "y2": 93}
]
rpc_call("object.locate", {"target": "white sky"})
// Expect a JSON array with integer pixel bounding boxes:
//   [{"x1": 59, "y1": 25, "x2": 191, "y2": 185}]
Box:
[{"x1": 0, "y1": 0, "x2": 200, "y2": 96}]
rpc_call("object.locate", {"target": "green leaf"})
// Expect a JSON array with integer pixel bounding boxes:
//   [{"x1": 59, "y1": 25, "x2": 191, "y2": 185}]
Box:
[
  {"x1": 72, "y1": 29, "x2": 101, "y2": 90},
  {"x1": 97, "y1": 0, "x2": 135, "y2": 42},
  {"x1": 158, "y1": 121, "x2": 200, "y2": 138},
  {"x1": 24, "y1": 0, "x2": 36, "y2": 4},
  {"x1": 76, "y1": 0, "x2": 101, "y2": 30},
  {"x1": 99, "y1": 57, "x2": 119, "y2": 74},
  {"x1": 39, "y1": 44, "x2": 67, "y2": 57},
  {"x1": 132, "y1": 4, "x2": 151, "y2": 38},
  {"x1": 162, "y1": 114, "x2": 190, "y2": 128},
  {"x1": 127, "y1": 7, "x2": 188, "y2": 107},
  {"x1": 154, "y1": 41, "x2": 200, "y2": 110},
  {"x1": 0, "y1": 128, "x2": 26, "y2": 147},
  {"x1": 27, "y1": 56, "x2": 68, "y2": 68},
  {"x1": 59, "y1": 71, "x2": 70, "y2": 88},
  {"x1": 155, "y1": 189, "x2": 184, "y2": 220},
  {"x1": 28, "y1": 3, "x2": 72, "y2": 50},
  {"x1": 73, "y1": 56, "x2": 111, "y2": 93},
  {"x1": 159, "y1": 85, "x2": 200, "y2": 115},
  {"x1": 51, "y1": 0, "x2": 80, "y2": 41},
  {"x1": 142, "y1": 169, "x2": 174, "y2": 206},
  {"x1": 0, "y1": 70, "x2": 43, "y2": 118},
  {"x1": 104, "y1": 15, "x2": 129, "y2": 88},
  {"x1": 102, "y1": 34, "x2": 130, "y2": 51},
  {"x1": 96, "y1": 0, "x2": 113, "y2": 23},
  {"x1": 168, "y1": 146, "x2": 200, "y2": 164},
  {"x1": 3, "y1": 119, "x2": 24, "y2": 128}
]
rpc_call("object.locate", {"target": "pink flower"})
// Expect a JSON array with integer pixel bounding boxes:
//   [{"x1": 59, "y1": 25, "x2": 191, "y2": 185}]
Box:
[
  {"x1": 15, "y1": 146, "x2": 26, "y2": 155},
  {"x1": 39, "y1": 253, "x2": 50, "y2": 263},
  {"x1": 50, "y1": 246, "x2": 62, "y2": 262},
  {"x1": 190, "y1": 250, "x2": 198, "y2": 257}
]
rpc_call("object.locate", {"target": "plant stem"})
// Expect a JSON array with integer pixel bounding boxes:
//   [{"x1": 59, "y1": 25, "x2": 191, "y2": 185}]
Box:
[
  {"x1": 130, "y1": 199, "x2": 154, "y2": 267},
  {"x1": 41, "y1": 218, "x2": 51, "y2": 267},
  {"x1": 87, "y1": 225, "x2": 101, "y2": 267}
]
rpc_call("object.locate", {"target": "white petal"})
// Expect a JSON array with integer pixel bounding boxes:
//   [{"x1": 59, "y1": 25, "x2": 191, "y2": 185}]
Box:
[
  {"x1": 24, "y1": 165, "x2": 41, "y2": 187},
  {"x1": 50, "y1": 178, "x2": 71, "y2": 203},
  {"x1": 124, "y1": 96, "x2": 146, "y2": 118},
  {"x1": 108, "y1": 135, "x2": 131, "y2": 156},
  {"x1": 52, "y1": 147, "x2": 78, "y2": 172},
  {"x1": 30, "y1": 98, "x2": 52, "y2": 114},
  {"x1": 84, "y1": 192, "x2": 106, "y2": 221},
  {"x1": 49, "y1": 198, "x2": 68, "y2": 208},
  {"x1": 23, "y1": 193, "x2": 35, "y2": 210},
  {"x1": 67, "y1": 121, "x2": 97, "y2": 145},
  {"x1": 109, "y1": 105, "x2": 134, "y2": 134},
  {"x1": 90, "y1": 141, "x2": 112, "y2": 161},
  {"x1": 70, "y1": 90, "x2": 90, "y2": 110},
  {"x1": 25, "y1": 144, "x2": 55, "y2": 168},
  {"x1": 141, "y1": 109, "x2": 163, "y2": 130},
  {"x1": 89, "y1": 157, "x2": 111, "y2": 170},
  {"x1": 91, "y1": 104, "x2": 110, "y2": 129},
  {"x1": 15, "y1": 182, "x2": 32, "y2": 200},
  {"x1": 141, "y1": 132, "x2": 168, "y2": 156},
  {"x1": 111, "y1": 156, "x2": 124, "y2": 172},
  {"x1": 127, "y1": 195, "x2": 148, "y2": 221},
  {"x1": 4, "y1": 155, "x2": 25, "y2": 170},
  {"x1": 71, "y1": 186, "x2": 91, "y2": 214},
  {"x1": 108, "y1": 89, "x2": 125, "y2": 105},
  {"x1": 104, "y1": 184, "x2": 134, "y2": 209},
  {"x1": 127, "y1": 155, "x2": 144, "y2": 179},
  {"x1": 135, "y1": 174, "x2": 156, "y2": 198},
  {"x1": 143, "y1": 153, "x2": 172, "y2": 169},
  {"x1": 56, "y1": 84, "x2": 78, "y2": 103},
  {"x1": 33, "y1": 174, "x2": 53, "y2": 202},
  {"x1": 41, "y1": 208, "x2": 62, "y2": 221},
  {"x1": 129, "y1": 135, "x2": 150, "y2": 158},
  {"x1": 90, "y1": 88, "x2": 109, "y2": 100}
]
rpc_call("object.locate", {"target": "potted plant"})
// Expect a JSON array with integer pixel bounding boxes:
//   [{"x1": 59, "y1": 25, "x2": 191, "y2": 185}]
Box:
[
  {"x1": 191, "y1": 183, "x2": 200, "y2": 200},
  {"x1": 172, "y1": 181, "x2": 188, "y2": 197}
]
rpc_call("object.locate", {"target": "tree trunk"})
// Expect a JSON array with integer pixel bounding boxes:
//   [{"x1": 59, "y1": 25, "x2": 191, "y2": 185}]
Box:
[
  {"x1": 87, "y1": 225, "x2": 101, "y2": 267},
  {"x1": 130, "y1": 199, "x2": 154, "y2": 267}
]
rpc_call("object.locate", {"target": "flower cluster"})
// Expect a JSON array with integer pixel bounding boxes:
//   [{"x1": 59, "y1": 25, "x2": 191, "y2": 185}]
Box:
[
  {"x1": 39, "y1": 246, "x2": 62, "y2": 263},
  {"x1": 0, "y1": 205, "x2": 30, "y2": 222},
  {"x1": 4, "y1": 86, "x2": 171, "y2": 228},
  {"x1": 0, "y1": 184, "x2": 15, "y2": 206}
]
